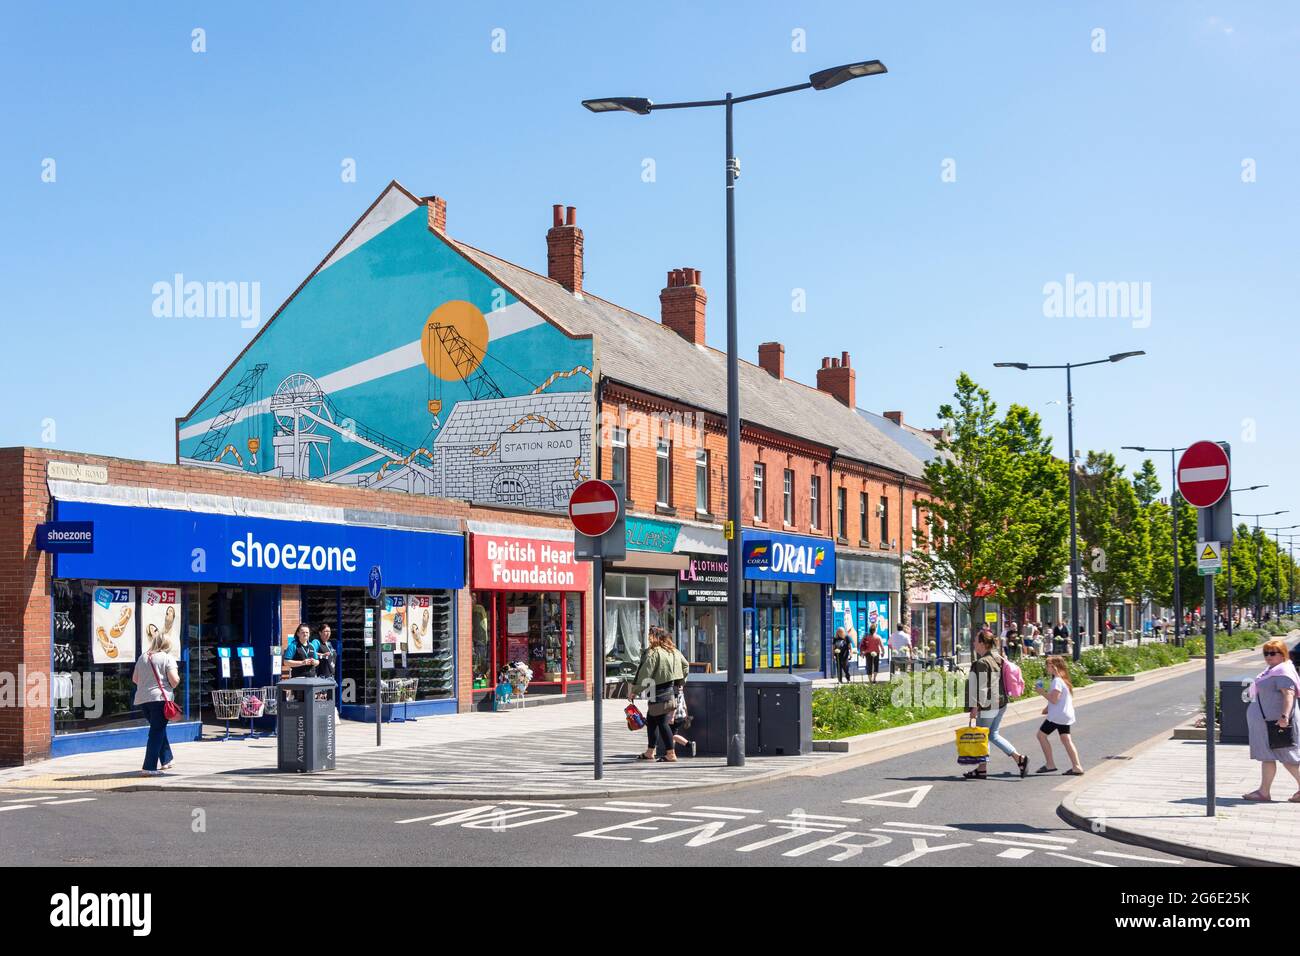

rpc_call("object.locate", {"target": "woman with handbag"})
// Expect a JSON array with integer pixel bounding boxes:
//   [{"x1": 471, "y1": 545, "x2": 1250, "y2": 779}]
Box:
[
  {"x1": 629, "y1": 628, "x2": 686, "y2": 762},
  {"x1": 1242, "y1": 640, "x2": 1300, "y2": 802},
  {"x1": 963, "y1": 628, "x2": 1029, "y2": 780},
  {"x1": 130, "y1": 625, "x2": 180, "y2": 777}
]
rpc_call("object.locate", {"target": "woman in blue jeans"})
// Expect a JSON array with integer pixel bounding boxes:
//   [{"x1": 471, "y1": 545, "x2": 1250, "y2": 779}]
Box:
[
  {"x1": 964, "y1": 628, "x2": 1029, "y2": 780},
  {"x1": 131, "y1": 628, "x2": 180, "y2": 776}
]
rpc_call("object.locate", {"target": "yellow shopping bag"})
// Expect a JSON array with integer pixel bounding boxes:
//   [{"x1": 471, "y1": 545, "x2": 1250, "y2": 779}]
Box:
[{"x1": 955, "y1": 723, "x2": 990, "y2": 765}]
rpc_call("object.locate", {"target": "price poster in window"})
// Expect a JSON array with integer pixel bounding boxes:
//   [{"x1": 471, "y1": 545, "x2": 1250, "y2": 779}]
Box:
[
  {"x1": 91, "y1": 586, "x2": 135, "y2": 664},
  {"x1": 217, "y1": 646, "x2": 232, "y2": 680},
  {"x1": 141, "y1": 587, "x2": 180, "y2": 657},
  {"x1": 364, "y1": 607, "x2": 375, "y2": 647},
  {"x1": 237, "y1": 645, "x2": 255, "y2": 679},
  {"x1": 405, "y1": 594, "x2": 433, "y2": 654},
  {"x1": 382, "y1": 594, "x2": 408, "y2": 650}
]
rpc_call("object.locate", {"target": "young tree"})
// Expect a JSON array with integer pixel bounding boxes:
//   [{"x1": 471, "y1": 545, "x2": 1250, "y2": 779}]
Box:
[
  {"x1": 906, "y1": 374, "x2": 1036, "y2": 652},
  {"x1": 1133, "y1": 459, "x2": 1171, "y2": 625},
  {"x1": 1075, "y1": 451, "x2": 1150, "y2": 644},
  {"x1": 996, "y1": 404, "x2": 1069, "y2": 630}
]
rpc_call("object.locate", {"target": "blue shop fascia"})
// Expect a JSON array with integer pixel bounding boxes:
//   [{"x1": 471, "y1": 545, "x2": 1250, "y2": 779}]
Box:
[{"x1": 43, "y1": 485, "x2": 465, "y2": 758}]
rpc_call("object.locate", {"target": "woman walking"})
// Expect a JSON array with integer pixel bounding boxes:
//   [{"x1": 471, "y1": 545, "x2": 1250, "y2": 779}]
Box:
[
  {"x1": 131, "y1": 626, "x2": 180, "y2": 776},
  {"x1": 1242, "y1": 640, "x2": 1300, "y2": 802},
  {"x1": 859, "y1": 626, "x2": 883, "y2": 683},
  {"x1": 965, "y1": 627, "x2": 1030, "y2": 779},
  {"x1": 629, "y1": 628, "x2": 687, "y2": 762},
  {"x1": 1034, "y1": 656, "x2": 1084, "y2": 775}
]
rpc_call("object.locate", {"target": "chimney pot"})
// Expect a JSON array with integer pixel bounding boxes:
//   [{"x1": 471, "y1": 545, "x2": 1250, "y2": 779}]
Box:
[
  {"x1": 660, "y1": 266, "x2": 707, "y2": 346},
  {"x1": 546, "y1": 203, "x2": 583, "y2": 293},
  {"x1": 842, "y1": 351, "x2": 850, "y2": 368},
  {"x1": 565, "y1": 206, "x2": 576, "y2": 226}
]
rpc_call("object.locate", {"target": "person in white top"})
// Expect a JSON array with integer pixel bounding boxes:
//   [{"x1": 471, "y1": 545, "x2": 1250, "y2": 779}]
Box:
[
  {"x1": 1034, "y1": 655, "x2": 1084, "y2": 775},
  {"x1": 131, "y1": 626, "x2": 180, "y2": 776},
  {"x1": 888, "y1": 624, "x2": 912, "y2": 672}
]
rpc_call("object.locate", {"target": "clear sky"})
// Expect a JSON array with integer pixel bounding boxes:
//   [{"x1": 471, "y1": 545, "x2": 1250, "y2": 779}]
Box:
[{"x1": 3, "y1": 2, "x2": 1296, "y2": 520}]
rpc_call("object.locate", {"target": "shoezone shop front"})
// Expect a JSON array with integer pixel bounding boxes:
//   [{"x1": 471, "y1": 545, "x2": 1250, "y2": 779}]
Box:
[{"x1": 43, "y1": 498, "x2": 463, "y2": 757}]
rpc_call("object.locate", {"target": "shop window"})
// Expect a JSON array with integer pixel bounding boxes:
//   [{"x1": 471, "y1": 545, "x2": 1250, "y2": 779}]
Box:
[
  {"x1": 472, "y1": 597, "x2": 493, "y2": 690},
  {"x1": 334, "y1": 588, "x2": 454, "y2": 706},
  {"x1": 565, "y1": 593, "x2": 582, "y2": 682},
  {"x1": 52, "y1": 581, "x2": 151, "y2": 736}
]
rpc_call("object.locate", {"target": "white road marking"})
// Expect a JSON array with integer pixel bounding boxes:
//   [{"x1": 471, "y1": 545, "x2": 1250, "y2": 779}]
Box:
[
  {"x1": 1094, "y1": 850, "x2": 1184, "y2": 864},
  {"x1": 670, "y1": 811, "x2": 749, "y2": 821},
  {"x1": 603, "y1": 801, "x2": 672, "y2": 808},
  {"x1": 844, "y1": 784, "x2": 933, "y2": 808},
  {"x1": 992, "y1": 831, "x2": 1075, "y2": 844},
  {"x1": 872, "y1": 827, "x2": 953, "y2": 837},
  {"x1": 691, "y1": 806, "x2": 763, "y2": 814},
  {"x1": 4, "y1": 796, "x2": 60, "y2": 803},
  {"x1": 883, "y1": 821, "x2": 956, "y2": 831},
  {"x1": 580, "y1": 806, "x2": 652, "y2": 814},
  {"x1": 1049, "y1": 851, "x2": 1115, "y2": 867},
  {"x1": 884, "y1": 838, "x2": 972, "y2": 867},
  {"x1": 979, "y1": 838, "x2": 1079, "y2": 851},
  {"x1": 41, "y1": 798, "x2": 97, "y2": 806},
  {"x1": 798, "y1": 813, "x2": 862, "y2": 823},
  {"x1": 0, "y1": 805, "x2": 36, "y2": 812},
  {"x1": 998, "y1": 848, "x2": 1035, "y2": 860},
  {"x1": 771, "y1": 819, "x2": 846, "y2": 829},
  {"x1": 736, "y1": 828, "x2": 838, "y2": 852}
]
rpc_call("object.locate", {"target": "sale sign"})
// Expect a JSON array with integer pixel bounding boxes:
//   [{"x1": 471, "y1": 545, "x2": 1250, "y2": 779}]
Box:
[
  {"x1": 141, "y1": 587, "x2": 180, "y2": 657},
  {"x1": 382, "y1": 594, "x2": 408, "y2": 650},
  {"x1": 91, "y1": 586, "x2": 135, "y2": 664}
]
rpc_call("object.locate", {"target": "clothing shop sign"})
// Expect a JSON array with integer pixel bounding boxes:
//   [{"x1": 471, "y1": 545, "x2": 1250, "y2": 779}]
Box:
[
  {"x1": 471, "y1": 534, "x2": 591, "y2": 591},
  {"x1": 52, "y1": 501, "x2": 465, "y2": 589},
  {"x1": 678, "y1": 553, "x2": 729, "y2": 605}
]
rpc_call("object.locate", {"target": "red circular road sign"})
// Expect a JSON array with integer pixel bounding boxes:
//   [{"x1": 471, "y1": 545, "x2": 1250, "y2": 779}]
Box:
[
  {"x1": 1176, "y1": 441, "x2": 1231, "y2": 508},
  {"x1": 568, "y1": 479, "x2": 620, "y2": 537}
]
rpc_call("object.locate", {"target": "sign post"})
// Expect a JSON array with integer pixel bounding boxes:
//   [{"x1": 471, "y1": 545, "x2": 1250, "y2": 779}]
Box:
[
  {"x1": 368, "y1": 565, "x2": 383, "y2": 747},
  {"x1": 570, "y1": 480, "x2": 625, "y2": 781},
  {"x1": 1177, "y1": 441, "x2": 1230, "y2": 818}
]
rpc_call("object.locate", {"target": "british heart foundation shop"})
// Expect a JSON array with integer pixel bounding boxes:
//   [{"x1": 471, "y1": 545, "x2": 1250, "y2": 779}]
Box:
[{"x1": 469, "y1": 532, "x2": 590, "y2": 709}]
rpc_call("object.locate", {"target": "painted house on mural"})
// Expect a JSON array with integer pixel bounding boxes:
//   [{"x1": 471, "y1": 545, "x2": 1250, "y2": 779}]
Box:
[{"x1": 175, "y1": 186, "x2": 595, "y2": 512}]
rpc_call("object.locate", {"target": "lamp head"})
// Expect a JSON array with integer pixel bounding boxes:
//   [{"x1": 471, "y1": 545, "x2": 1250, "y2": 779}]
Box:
[
  {"x1": 809, "y1": 60, "x2": 888, "y2": 90},
  {"x1": 581, "y1": 97, "x2": 653, "y2": 115}
]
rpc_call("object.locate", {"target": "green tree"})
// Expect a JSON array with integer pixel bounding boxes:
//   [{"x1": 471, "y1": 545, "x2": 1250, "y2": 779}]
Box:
[
  {"x1": 906, "y1": 374, "x2": 1036, "y2": 650},
  {"x1": 1075, "y1": 451, "x2": 1150, "y2": 643},
  {"x1": 996, "y1": 404, "x2": 1069, "y2": 629}
]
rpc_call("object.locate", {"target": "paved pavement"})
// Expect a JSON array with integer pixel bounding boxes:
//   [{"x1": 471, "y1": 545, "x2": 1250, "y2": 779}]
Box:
[
  {"x1": 1062, "y1": 737, "x2": 1300, "y2": 867},
  {"x1": 0, "y1": 698, "x2": 828, "y2": 799}
]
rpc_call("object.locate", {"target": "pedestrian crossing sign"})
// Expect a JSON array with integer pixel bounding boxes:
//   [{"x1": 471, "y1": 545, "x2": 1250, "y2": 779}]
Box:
[{"x1": 1197, "y1": 540, "x2": 1221, "y2": 574}]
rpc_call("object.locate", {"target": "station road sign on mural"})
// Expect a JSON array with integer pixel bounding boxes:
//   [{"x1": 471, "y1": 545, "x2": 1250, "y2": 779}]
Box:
[
  {"x1": 1176, "y1": 441, "x2": 1231, "y2": 509},
  {"x1": 568, "y1": 479, "x2": 620, "y2": 538}
]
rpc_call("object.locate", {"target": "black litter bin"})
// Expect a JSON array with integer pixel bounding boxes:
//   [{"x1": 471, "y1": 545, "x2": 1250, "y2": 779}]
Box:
[
  {"x1": 277, "y1": 677, "x2": 337, "y2": 772},
  {"x1": 1219, "y1": 677, "x2": 1254, "y2": 745},
  {"x1": 681, "y1": 673, "x2": 813, "y2": 757}
]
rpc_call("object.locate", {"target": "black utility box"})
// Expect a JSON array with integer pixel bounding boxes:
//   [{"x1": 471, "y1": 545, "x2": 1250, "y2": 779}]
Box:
[{"x1": 682, "y1": 672, "x2": 813, "y2": 757}]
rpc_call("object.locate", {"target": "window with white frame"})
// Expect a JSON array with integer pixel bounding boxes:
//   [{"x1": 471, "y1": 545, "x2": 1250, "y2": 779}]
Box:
[
  {"x1": 695, "y1": 449, "x2": 709, "y2": 514},
  {"x1": 837, "y1": 487, "x2": 847, "y2": 540},
  {"x1": 612, "y1": 427, "x2": 627, "y2": 486},
  {"x1": 810, "y1": 476, "x2": 821, "y2": 530},
  {"x1": 860, "y1": 491, "x2": 868, "y2": 542},
  {"x1": 754, "y1": 462, "x2": 766, "y2": 522},
  {"x1": 656, "y1": 439, "x2": 671, "y2": 507},
  {"x1": 783, "y1": 469, "x2": 794, "y2": 525}
]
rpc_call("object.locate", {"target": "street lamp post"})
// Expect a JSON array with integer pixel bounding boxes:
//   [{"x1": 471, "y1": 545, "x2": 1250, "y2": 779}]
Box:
[
  {"x1": 1259, "y1": 525, "x2": 1300, "y2": 620},
  {"x1": 996, "y1": 352, "x2": 1144, "y2": 662},
  {"x1": 584, "y1": 60, "x2": 888, "y2": 767},
  {"x1": 1235, "y1": 511, "x2": 1288, "y2": 625},
  {"x1": 1222, "y1": 485, "x2": 1267, "y2": 635}
]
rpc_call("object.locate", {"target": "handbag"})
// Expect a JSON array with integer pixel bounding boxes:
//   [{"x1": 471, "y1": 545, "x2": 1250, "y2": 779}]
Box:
[
  {"x1": 1257, "y1": 695, "x2": 1296, "y2": 750},
  {"x1": 148, "y1": 653, "x2": 182, "y2": 721},
  {"x1": 624, "y1": 703, "x2": 645, "y2": 731},
  {"x1": 955, "y1": 720, "x2": 990, "y2": 765}
]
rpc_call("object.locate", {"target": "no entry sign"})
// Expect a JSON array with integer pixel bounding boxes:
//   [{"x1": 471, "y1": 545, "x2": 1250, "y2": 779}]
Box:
[
  {"x1": 1177, "y1": 441, "x2": 1231, "y2": 508},
  {"x1": 568, "y1": 480, "x2": 620, "y2": 537}
]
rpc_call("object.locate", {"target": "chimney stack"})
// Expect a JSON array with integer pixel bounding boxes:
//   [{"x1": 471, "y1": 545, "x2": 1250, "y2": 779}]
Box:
[
  {"x1": 546, "y1": 204, "x2": 583, "y2": 294},
  {"x1": 660, "y1": 268, "x2": 707, "y2": 345},
  {"x1": 426, "y1": 196, "x2": 447, "y2": 234},
  {"x1": 758, "y1": 341, "x2": 784, "y2": 379},
  {"x1": 816, "y1": 351, "x2": 856, "y2": 408},
  {"x1": 883, "y1": 410, "x2": 904, "y2": 427}
]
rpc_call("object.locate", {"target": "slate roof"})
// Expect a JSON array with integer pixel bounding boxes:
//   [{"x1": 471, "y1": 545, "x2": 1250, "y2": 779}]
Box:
[
  {"x1": 451, "y1": 241, "x2": 928, "y2": 480},
  {"x1": 858, "y1": 409, "x2": 942, "y2": 466}
]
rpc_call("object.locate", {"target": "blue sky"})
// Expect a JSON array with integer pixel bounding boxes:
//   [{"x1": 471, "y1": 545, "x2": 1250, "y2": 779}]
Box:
[{"x1": 3, "y1": 1, "x2": 1297, "y2": 518}]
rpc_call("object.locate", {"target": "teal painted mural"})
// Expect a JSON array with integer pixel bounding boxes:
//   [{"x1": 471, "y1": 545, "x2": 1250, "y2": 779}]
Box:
[{"x1": 177, "y1": 187, "x2": 594, "y2": 513}]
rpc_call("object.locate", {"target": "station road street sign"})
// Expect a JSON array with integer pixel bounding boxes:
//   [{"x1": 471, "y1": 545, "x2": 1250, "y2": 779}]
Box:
[
  {"x1": 568, "y1": 479, "x2": 621, "y2": 538},
  {"x1": 1176, "y1": 441, "x2": 1231, "y2": 509}
]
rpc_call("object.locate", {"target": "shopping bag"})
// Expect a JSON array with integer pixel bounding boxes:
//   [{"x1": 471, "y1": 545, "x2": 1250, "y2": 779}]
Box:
[
  {"x1": 625, "y1": 703, "x2": 646, "y2": 731},
  {"x1": 955, "y1": 723, "x2": 990, "y2": 765}
]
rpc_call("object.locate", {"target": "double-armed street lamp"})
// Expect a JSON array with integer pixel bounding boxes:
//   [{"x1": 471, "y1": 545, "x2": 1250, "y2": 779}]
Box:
[
  {"x1": 995, "y1": 352, "x2": 1145, "y2": 661},
  {"x1": 1235, "y1": 510, "x2": 1290, "y2": 624},
  {"x1": 584, "y1": 60, "x2": 888, "y2": 767}
]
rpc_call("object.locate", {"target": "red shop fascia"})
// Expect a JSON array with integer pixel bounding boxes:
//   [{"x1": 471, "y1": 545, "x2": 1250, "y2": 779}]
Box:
[{"x1": 469, "y1": 532, "x2": 591, "y2": 707}]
